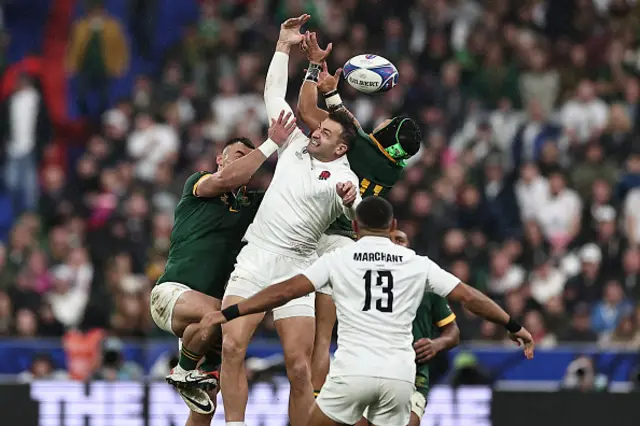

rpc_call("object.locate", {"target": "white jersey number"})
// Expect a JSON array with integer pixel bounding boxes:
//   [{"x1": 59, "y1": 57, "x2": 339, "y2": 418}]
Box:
[{"x1": 362, "y1": 270, "x2": 394, "y2": 312}]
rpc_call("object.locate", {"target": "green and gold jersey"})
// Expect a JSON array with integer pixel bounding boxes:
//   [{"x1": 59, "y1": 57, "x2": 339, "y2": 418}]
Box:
[
  {"x1": 157, "y1": 172, "x2": 263, "y2": 299},
  {"x1": 413, "y1": 293, "x2": 456, "y2": 395},
  {"x1": 326, "y1": 129, "x2": 404, "y2": 238}
]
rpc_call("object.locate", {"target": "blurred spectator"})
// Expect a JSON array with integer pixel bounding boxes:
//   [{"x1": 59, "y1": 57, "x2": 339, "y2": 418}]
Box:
[
  {"x1": 484, "y1": 250, "x2": 525, "y2": 296},
  {"x1": 0, "y1": 74, "x2": 51, "y2": 215},
  {"x1": 529, "y1": 255, "x2": 567, "y2": 305},
  {"x1": 561, "y1": 80, "x2": 609, "y2": 145},
  {"x1": 591, "y1": 280, "x2": 633, "y2": 334},
  {"x1": 18, "y1": 353, "x2": 67, "y2": 382},
  {"x1": 598, "y1": 311, "x2": 640, "y2": 349},
  {"x1": 515, "y1": 162, "x2": 549, "y2": 221},
  {"x1": 570, "y1": 142, "x2": 618, "y2": 201},
  {"x1": 519, "y1": 49, "x2": 559, "y2": 116},
  {"x1": 565, "y1": 243, "x2": 606, "y2": 309},
  {"x1": 127, "y1": 113, "x2": 179, "y2": 183},
  {"x1": 92, "y1": 337, "x2": 143, "y2": 381},
  {"x1": 523, "y1": 310, "x2": 557, "y2": 348},
  {"x1": 536, "y1": 170, "x2": 582, "y2": 255},
  {"x1": 562, "y1": 356, "x2": 608, "y2": 392},
  {"x1": 511, "y1": 100, "x2": 561, "y2": 171},
  {"x1": 66, "y1": 1, "x2": 129, "y2": 115},
  {"x1": 558, "y1": 303, "x2": 598, "y2": 343}
]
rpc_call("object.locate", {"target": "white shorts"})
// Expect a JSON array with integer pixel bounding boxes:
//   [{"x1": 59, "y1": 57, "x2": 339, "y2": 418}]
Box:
[
  {"x1": 150, "y1": 282, "x2": 191, "y2": 335},
  {"x1": 317, "y1": 375, "x2": 413, "y2": 425},
  {"x1": 224, "y1": 243, "x2": 315, "y2": 321},
  {"x1": 315, "y1": 234, "x2": 354, "y2": 296}
]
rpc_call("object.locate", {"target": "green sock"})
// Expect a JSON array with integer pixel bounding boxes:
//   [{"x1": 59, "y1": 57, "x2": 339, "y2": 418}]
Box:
[
  {"x1": 200, "y1": 350, "x2": 222, "y2": 373},
  {"x1": 178, "y1": 347, "x2": 202, "y2": 371}
]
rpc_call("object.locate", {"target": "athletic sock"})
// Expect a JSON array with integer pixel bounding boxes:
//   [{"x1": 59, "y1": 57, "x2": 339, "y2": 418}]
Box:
[
  {"x1": 200, "y1": 351, "x2": 222, "y2": 373},
  {"x1": 313, "y1": 389, "x2": 321, "y2": 399},
  {"x1": 178, "y1": 346, "x2": 203, "y2": 371}
]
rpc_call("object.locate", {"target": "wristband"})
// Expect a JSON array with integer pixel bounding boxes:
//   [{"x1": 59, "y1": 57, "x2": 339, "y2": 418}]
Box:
[
  {"x1": 505, "y1": 318, "x2": 522, "y2": 333},
  {"x1": 258, "y1": 139, "x2": 279, "y2": 157},
  {"x1": 305, "y1": 63, "x2": 322, "y2": 83},
  {"x1": 221, "y1": 304, "x2": 240, "y2": 322},
  {"x1": 323, "y1": 90, "x2": 343, "y2": 110}
]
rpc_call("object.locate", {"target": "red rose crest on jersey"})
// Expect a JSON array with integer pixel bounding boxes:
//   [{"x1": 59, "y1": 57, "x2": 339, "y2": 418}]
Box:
[{"x1": 318, "y1": 171, "x2": 331, "y2": 180}]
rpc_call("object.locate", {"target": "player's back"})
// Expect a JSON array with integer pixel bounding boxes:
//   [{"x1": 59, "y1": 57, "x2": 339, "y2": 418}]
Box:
[
  {"x1": 327, "y1": 131, "x2": 403, "y2": 238},
  {"x1": 322, "y1": 236, "x2": 429, "y2": 383}
]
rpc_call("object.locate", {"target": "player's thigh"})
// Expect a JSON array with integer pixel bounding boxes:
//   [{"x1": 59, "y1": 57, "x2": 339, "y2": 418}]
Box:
[
  {"x1": 365, "y1": 379, "x2": 414, "y2": 426},
  {"x1": 316, "y1": 376, "x2": 373, "y2": 425},
  {"x1": 150, "y1": 282, "x2": 220, "y2": 337}
]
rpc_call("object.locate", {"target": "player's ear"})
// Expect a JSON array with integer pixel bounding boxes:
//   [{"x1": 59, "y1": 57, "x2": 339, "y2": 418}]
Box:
[
  {"x1": 216, "y1": 153, "x2": 223, "y2": 167},
  {"x1": 335, "y1": 142, "x2": 348, "y2": 157},
  {"x1": 389, "y1": 219, "x2": 397, "y2": 234}
]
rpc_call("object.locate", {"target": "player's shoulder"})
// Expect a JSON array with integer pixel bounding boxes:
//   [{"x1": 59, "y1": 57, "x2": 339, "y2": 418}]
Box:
[{"x1": 183, "y1": 171, "x2": 213, "y2": 197}]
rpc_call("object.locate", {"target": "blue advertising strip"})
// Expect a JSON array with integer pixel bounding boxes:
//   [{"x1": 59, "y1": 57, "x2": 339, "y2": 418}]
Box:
[{"x1": 0, "y1": 339, "x2": 638, "y2": 382}]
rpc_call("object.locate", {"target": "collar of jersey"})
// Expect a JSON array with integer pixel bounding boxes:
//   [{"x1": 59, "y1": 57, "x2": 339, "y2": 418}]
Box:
[
  {"x1": 360, "y1": 130, "x2": 406, "y2": 167},
  {"x1": 358, "y1": 235, "x2": 394, "y2": 244}
]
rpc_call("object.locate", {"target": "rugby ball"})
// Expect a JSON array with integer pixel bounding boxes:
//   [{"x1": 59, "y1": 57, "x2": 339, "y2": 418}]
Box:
[{"x1": 343, "y1": 54, "x2": 399, "y2": 94}]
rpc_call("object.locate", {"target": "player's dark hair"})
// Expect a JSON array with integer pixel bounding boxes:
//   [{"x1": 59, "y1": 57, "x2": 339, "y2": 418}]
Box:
[
  {"x1": 356, "y1": 196, "x2": 394, "y2": 230},
  {"x1": 328, "y1": 110, "x2": 357, "y2": 151},
  {"x1": 225, "y1": 137, "x2": 255, "y2": 150}
]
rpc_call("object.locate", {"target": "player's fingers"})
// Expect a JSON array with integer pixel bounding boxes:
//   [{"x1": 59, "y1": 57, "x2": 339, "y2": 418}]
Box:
[
  {"x1": 311, "y1": 32, "x2": 318, "y2": 46},
  {"x1": 285, "y1": 118, "x2": 297, "y2": 133},
  {"x1": 335, "y1": 68, "x2": 343, "y2": 79},
  {"x1": 283, "y1": 111, "x2": 292, "y2": 123},
  {"x1": 277, "y1": 109, "x2": 285, "y2": 124},
  {"x1": 270, "y1": 118, "x2": 276, "y2": 127},
  {"x1": 322, "y1": 61, "x2": 328, "y2": 73},
  {"x1": 301, "y1": 14, "x2": 310, "y2": 24},
  {"x1": 325, "y1": 42, "x2": 333, "y2": 55}
]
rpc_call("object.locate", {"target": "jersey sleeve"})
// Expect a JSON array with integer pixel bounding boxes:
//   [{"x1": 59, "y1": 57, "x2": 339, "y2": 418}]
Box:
[
  {"x1": 264, "y1": 51, "x2": 304, "y2": 154},
  {"x1": 301, "y1": 253, "x2": 332, "y2": 291},
  {"x1": 184, "y1": 171, "x2": 212, "y2": 198},
  {"x1": 423, "y1": 257, "x2": 460, "y2": 297},
  {"x1": 430, "y1": 295, "x2": 456, "y2": 328}
]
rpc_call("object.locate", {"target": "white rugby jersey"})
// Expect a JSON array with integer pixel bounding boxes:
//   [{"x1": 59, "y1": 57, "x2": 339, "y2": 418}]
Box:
[
  {"x1": 303, "y1": 236, "x2": 460, "y2": 383},
  {"x1": 244, "y1": 51, "x2": 360, "y2": 259}
]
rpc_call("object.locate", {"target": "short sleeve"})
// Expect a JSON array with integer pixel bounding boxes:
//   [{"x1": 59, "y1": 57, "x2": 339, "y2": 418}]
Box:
[
  {"x1": 431, "y1": 295, "x2": 455, "y2": 328},
  {"x1": 184, "y1": 171, "x2": 211, "y2": 197},
  {"x1": 424, "y1": 257, "x2": 460, "y2": 297},
  {"x1": 302, "y1": 254, "x2": 332, "y2": 291}
]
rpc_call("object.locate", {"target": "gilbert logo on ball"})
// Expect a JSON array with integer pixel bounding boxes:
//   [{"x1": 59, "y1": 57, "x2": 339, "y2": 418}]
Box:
[{"x1": 343, "y1": 54, "x2": 398, "y2": 94}]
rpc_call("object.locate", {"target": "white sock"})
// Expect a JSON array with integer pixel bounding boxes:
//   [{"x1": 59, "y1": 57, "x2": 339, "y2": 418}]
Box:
[{"x1": 226, "y1": 423, "x2": 246, "y2": 426}]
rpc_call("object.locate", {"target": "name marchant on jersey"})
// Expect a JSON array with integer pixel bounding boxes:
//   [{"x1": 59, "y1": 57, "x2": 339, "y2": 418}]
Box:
[{"x1": 353, "y1": 252, "x2": 403, "y2": 262}]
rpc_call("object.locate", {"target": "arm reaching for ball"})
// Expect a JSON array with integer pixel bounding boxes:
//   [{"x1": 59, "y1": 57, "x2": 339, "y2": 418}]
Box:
[{"x1": 297, "y1": 31, "x2": 362, "y2": 131}]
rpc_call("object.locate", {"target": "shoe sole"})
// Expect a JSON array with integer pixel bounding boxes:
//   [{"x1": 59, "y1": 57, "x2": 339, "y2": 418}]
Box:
[{"x1": 166, "y1": 376, "x2": 219, "y2": 391}]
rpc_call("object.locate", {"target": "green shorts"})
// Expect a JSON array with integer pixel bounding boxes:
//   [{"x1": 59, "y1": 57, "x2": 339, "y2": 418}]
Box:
[{"x1": 414, "y1": 364, "x2": 430, "y2": 398}]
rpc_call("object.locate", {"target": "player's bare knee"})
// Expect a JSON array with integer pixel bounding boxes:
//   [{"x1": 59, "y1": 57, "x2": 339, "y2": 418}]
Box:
[
  {"x1": 284, "y1": 354, "x2": 311, "y2": 390},
  {"x1": 221, "y1": 335, "x2": 246, "y2": 364}
]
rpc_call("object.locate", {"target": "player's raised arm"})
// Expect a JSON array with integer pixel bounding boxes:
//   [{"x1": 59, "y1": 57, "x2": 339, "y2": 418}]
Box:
[
  {"x1": 264, "y1": 15, "x2": 308, "y2": 123},
  {"x1": 194, "y1": 111, "x2": 296, "y2": 197},
  {"x1": 298, "y1": 32, "x2": 363, "y2": 131},
  {"x1": 423, "y1": 259, "x2": 535, "y2": 359},
  {"x1": 336, "y1": 178, "x2": 361, "y2": 220}
]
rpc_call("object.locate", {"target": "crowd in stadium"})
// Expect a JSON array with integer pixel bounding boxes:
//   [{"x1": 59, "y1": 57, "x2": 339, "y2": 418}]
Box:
[{"x1": 0, "y1": 0, "x2": 640, "y2": 355}]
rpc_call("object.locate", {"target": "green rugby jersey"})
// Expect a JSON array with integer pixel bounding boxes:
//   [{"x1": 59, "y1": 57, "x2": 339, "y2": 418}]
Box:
[
  {"x1": 157, "y1": 171, "x2": 263, "y2": 299},
  {"x1": 413, "y1": 293, "x2": 455, "y2": 395},
  {"x1": 326, "y1": 128, "x2": 404, "y2": 238}
]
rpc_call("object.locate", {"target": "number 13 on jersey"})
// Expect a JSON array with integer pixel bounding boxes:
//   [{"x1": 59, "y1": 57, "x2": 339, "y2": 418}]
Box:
[{"x1": 363, "y1": 270, "x2": 394, "y2": 312}]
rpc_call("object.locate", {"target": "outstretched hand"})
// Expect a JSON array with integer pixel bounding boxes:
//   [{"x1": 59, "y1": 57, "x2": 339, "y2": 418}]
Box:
[
  {"x1": 318, "y1": 62, "x2": 343, "y2": 94},
  {"x1": 508, "y1": 327, "x2": 535, "y2": 360},
  {"x1": 300, "y1": 31, "x2": 332, "y2": 64},
  {"x1": 268, "y1": 110, "x2": 297, "y2": 146},
  {"x1": 278, "y1": 14, "x2": 310, "y2": 46}
]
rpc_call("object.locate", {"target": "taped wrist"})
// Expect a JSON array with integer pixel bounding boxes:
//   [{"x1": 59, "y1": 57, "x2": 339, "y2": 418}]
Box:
[
  {"x1": 323, "y1": 89, "x2": 343, "y2": 110},
  {"x1": 305, "y1": 63, "x2": 322, "y2": 83}
]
